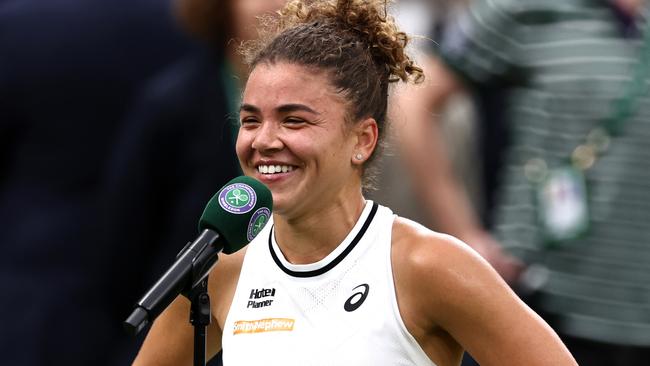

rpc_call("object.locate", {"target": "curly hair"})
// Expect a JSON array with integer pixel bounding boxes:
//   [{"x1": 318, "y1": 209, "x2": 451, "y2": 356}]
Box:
[{"x1": 240, "y1": 0, "x2": 423, "y2": 187}]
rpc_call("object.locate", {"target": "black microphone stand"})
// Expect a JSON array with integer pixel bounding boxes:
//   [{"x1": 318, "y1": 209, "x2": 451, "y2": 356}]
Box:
[
  {"x1": 189, "y1": 277, "x2": 211, "y2": 366},
  {"x1": 185, "y1": 234, "x2": 221, "y2": 366}
]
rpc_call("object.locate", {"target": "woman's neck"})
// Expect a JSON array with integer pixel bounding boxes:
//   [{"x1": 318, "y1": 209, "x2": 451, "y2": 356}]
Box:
[{"x1": 272, "y1": 194, "x2": 367, "y2": 265}]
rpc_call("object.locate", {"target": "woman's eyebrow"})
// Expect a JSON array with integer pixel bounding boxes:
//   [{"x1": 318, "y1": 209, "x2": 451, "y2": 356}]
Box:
[
  {"x1": 276, "y1": 103, "x2": 320, "y2": 115},
  {"x1": 240, "y1": 104, "x2": 261, "y2": 113},
  {"x1": 240, "y1": 103, "x2": 320, "y2": 115}
]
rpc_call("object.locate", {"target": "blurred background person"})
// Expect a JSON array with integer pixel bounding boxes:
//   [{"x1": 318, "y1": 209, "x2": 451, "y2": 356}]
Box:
[
  {"x1": 369, "y1": 0, "x2": 487, "y2": 234},
  {"x1": 107, "y1": 1, "x2": 286, "y2": 365},
  {"x1": 0, "y1": 1, "x2": 196, "y2": 364},
  {"x1": 0, "y1": 0, "x2": 286, "y2": 363},
  {"x1": 393, "y1": 0, "x2": 650, "y2": 364},
  {"x1": 102, "y1": 0, "x2": 244, "y2": 362}
]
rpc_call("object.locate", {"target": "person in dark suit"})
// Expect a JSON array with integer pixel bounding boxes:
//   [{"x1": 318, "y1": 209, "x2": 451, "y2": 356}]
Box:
[{"x1": 0, "y1": 0, "x2": 239, "y2": 364}]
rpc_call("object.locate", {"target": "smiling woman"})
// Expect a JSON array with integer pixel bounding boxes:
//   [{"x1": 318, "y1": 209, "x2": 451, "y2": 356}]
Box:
[
  {"x1": 237, "y1": 63, "x2": 365, "y2": 219},
  {"x1": 132, "y1": 1, "x2": 578, "y2": 366}
]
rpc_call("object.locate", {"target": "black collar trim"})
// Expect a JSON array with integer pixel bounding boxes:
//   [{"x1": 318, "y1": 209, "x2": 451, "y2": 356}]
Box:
[{"x1": 268, "y1": 202, "x2": 379, "y2": 278}]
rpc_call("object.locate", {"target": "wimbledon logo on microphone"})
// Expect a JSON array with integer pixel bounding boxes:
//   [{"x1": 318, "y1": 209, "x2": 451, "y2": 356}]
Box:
[
  {"x1": 219, "y1": 183, "x2": 257, "y2": 214},
  {"x1": 247, "y1": 207, "x2": 271, "y2": 241}
]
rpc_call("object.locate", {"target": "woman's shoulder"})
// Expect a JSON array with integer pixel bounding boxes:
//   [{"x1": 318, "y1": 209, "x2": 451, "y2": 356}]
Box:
[
  {"x1": 211, "y1": 246, "x2": 247, "y2": 280},
  {"x1": 389, "y1": 216, "x2": 503, "y2": 322},
  {"x1": 391, "y1": 216, "x2": 484, "y2": 277},
  {"x1": 389, "y1": 219, "x2": 577, "y2": 366}
]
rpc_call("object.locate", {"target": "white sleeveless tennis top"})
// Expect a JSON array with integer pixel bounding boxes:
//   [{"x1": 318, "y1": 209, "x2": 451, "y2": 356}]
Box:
[{"x1": 222, "y1": 201, "x2": 436, "y2": 366}]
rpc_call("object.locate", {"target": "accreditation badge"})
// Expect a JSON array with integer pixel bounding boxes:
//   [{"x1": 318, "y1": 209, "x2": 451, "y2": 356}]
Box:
[{"x1": 536, "y1": 166, "x2": 590, "y2": 245}]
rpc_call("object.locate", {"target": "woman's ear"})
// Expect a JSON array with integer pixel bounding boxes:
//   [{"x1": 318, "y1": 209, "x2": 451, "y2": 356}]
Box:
[{"x1": 351, "y1": 117, "x2": 379, "y2": 165}]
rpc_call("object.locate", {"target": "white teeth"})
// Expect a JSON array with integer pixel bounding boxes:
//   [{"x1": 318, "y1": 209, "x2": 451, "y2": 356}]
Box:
[{"x1": 257, "y1": 165, "x2": 294, "y2": 174}]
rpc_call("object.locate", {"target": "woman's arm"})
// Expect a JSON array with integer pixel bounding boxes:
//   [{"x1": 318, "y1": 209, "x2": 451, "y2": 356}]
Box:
[
  {"x1": 390, "y1": 56, "x2": 522, "y2": 284},
  {"x1": 392, "y1": 218, "x2": 577, "y2": 366}
]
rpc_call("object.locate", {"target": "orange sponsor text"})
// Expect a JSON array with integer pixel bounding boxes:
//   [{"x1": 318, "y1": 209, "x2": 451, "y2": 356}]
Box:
[{"x1": 233, "y1": 318, "x2": 295, "y2": 335}]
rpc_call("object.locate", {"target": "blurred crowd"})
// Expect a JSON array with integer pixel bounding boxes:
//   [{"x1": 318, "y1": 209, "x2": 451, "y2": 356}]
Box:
[{"x1": 1, "y1": 0, "x2": 648, "y2": 365}]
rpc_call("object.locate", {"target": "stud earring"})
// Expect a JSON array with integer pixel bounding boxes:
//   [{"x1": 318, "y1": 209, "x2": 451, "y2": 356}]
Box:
[{"x1": 355, "y1": 153, "x2": 363, "y2": 160}]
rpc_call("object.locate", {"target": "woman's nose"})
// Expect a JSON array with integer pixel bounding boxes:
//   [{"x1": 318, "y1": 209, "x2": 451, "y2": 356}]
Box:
[{"x1": 251, "y1": 121, "x2": 283, "y2": 152}]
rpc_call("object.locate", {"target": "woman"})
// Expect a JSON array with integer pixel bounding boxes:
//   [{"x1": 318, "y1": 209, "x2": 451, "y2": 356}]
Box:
[{"x1": 133, "y1": 0, "x2": 577, "y2": 365}]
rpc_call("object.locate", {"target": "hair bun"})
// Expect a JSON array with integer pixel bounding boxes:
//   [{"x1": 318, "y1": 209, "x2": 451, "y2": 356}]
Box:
[
  {"x1": 336, "y1": 0, "x2": 422, "y2": 83},
  {"x1": 268, "y1": 0, "x2": 423, "y2": 84}
]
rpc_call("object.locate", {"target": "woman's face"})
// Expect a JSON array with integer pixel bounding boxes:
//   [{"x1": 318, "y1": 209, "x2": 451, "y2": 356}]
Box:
[{"x1": 236, "y1": 62, "x2": 361, "y2": 217}]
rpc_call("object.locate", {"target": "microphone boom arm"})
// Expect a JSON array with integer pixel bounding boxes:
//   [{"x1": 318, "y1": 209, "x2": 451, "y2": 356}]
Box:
[{"x1": 123, "y1": 229, "x2": 221, "y2": 335}]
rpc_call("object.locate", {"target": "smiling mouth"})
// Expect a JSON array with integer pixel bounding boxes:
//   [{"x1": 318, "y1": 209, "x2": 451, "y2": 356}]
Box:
[{"x1": 257, "y1": 165, "x2": 295, "y2": 174}]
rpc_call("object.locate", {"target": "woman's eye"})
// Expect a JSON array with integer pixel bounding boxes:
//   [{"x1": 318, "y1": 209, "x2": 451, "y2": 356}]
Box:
[
  {"x1": 285, "y1": 117, "x2": 306, "y2": 124},
  {"x1": 240, "y1": 117, "x2": 260, "y2": 125}
]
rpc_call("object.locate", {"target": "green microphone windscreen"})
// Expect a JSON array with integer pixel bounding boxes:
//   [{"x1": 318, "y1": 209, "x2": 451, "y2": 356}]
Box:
[{"x1": 199, "y1": 176, "x2": 273, "y2": 254}]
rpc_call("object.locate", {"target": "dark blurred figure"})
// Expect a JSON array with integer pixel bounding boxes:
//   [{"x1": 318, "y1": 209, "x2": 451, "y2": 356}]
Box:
[
  {"x1": 109, "y1": 1, "x2": 285, "y2": 365},
  {"x1": 395, "y1": 0, "x2": 650, "y2": 364},
  {"x1": 0, "y1": 0, "x2": 239, "y2": 365}
]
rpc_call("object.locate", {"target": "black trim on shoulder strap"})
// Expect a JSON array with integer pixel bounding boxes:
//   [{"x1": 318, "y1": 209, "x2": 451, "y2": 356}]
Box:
[{"x1": 269, "y1": 202, "x2": 379, "y2": 278}]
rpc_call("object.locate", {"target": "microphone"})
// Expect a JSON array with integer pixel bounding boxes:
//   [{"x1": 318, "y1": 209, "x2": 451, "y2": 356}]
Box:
[{"x1": 123, "y1": 176, "x2": 272, "y2": 335}]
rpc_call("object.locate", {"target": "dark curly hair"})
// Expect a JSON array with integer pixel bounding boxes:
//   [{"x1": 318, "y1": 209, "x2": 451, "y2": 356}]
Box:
[{"x1": 240, "y1": 0, "x2": 423, "y2": 187}]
